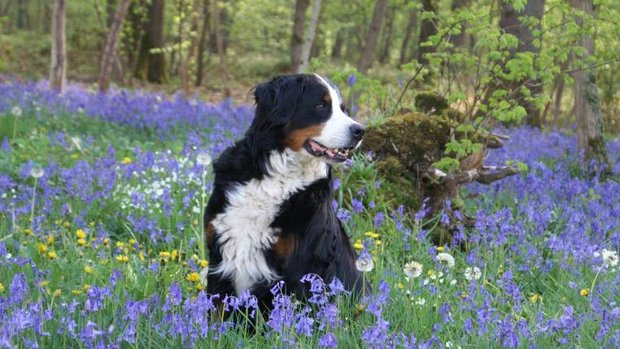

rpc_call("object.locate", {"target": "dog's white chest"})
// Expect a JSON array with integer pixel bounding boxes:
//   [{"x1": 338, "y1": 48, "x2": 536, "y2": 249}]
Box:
[{"x1": 211, "y1": 151, "x2": 327, "y2": 294}]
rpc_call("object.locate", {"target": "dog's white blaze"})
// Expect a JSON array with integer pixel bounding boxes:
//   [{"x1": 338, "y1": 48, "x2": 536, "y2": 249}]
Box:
[
  {"x1": 313, "y1": 74, "x2": 362, "y2": 149},
  {"x1": 211, "y1": 149, "x2": 328, "y2": 294}
]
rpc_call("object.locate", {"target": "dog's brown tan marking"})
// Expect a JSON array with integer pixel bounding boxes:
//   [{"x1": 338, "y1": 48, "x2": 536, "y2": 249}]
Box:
[
  {"x1": 273, "y1": 234, "x2": 297, "y2": 259},
  {"x1": 206, "y1": 222, "x2": 216, "y2": 248},
  {"x1": 284, "y1": 124, "x2": 325, "y2": 151},
  {"x1": 323, "y1": 94, "x2": 332, "y2": 104}
]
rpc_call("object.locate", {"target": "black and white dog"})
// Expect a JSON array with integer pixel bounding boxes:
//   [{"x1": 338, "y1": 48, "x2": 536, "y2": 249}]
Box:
[{"x1": 204, "y1": 74, "x2": 365, "y2": 308}]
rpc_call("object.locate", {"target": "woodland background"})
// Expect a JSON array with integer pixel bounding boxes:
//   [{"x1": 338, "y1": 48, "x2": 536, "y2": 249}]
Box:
[{"x1": 1, "y1": 0, "x2": 619, "y2": 145}]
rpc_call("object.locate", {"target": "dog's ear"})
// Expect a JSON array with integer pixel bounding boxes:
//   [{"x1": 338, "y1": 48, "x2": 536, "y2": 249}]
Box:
[
  {"x1": 253, "y1": 75, "x2": 305, "y2": 127},
  {"x1": 254, "y1": 78, "x2": 278, "y2": 112}
]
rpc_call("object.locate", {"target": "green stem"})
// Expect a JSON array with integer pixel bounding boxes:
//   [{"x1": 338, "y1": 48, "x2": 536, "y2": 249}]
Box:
[
  {"x1": 30, "y1": 178, "x2": 38, "y2": 229},
  {"x1": 589, "y1": 264, "x2": 604, "y2": 295}
]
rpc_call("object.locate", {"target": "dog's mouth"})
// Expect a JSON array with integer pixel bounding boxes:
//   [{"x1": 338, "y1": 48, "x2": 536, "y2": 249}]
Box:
[{"x1": 304, "y1": 139, "x2": 355, "y2": 162}]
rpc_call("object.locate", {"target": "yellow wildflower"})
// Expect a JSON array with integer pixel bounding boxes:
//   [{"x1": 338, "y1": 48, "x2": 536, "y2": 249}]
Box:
[
  {"x1": 38, "y1": 243, "x2": 48, "y2": 255},
  {"x1": 353, "y1": 240, "x2": 363, "y2": 250},
  {"x1": 72, "y1": 289, "x2": 82, "y2": 295},
  {"x1": 48, "y1": 251, "x2": 58, "y2": 259},
  {"x1": 76, "y1": 229, "x2": 86, "y2": 239},
  {"x1": 436, "y1": 246, "x2": 445, "y2": 252},
  {"x1": 53, "y1": 289, "x2": 62, "y2": 297},
  {"x1": 39, "y1": 280, "x2": 49, "y2": 288},
  {"x1": 62, "y1": 221, "x2": 70, "y2": 228},
  {"x1": 24, "y1": 228, "x2": 33, "y2": 236},
  {"x1": 396, "y1": 283, "x2": 404, "y2": 290},
  {"x1": 83, "y1": 284, "x2": 91, "y2": 291},
  {"x1": 102, "y1": 237, "x2": 110, "y2": 246},
  {"x1": 139, "y1": 251, "x2": 145, "y2": 261},
  {"x1": 199, "y1": 259, "x2": 209, "y2": 268},
  {"x1": 365, "y1": 231, "x2": 380, "y2": 239},
  {"x1": 84, "y1": 266, "x2": 94, "y2": 274},
  {"x1": 47, "y1": 235, "x2": 55, "y2": 245},
  {"x1": 159, "y1": 251, "x2": 171, "y2": 262},
  {"x1": 77, "y1": 238, "x2": 87, "y2": 246},
  {"x1": 116, "y1": 241, "x2": 125, "y2": 249},
  {"x1": 375, "y1": 240, "x2": 383, "y2": 246},
  {"x1": 186, "y1": 272, "x2": 200, "y2": 282},
  {"x1": 70, "y1": 153, "x2": 79, "y2": 159},
  {"x1": 196, "y1": 283, "x2": 204, "y2": 291},
  {"x1": 580, "y1": 288, "x2": 589, "y2": 297},
  {"x1": 0, "y1": 283, "x2": 4, "y2": 292},
  {"x1": 122, "y1": 157, "x2": 132, "y2": 164},
  {"x1": 116, "y1": 255, "x2": 129, "y2": 263},
  {"x1": 529, "y1": 293, "x2": 542, "y2": 303},
  {"x1": 171, "y1": 250, "x2": 179, "y2": 261}
]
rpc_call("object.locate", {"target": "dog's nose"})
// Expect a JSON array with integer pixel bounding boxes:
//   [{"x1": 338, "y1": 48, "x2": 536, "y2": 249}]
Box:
[{"x1": 350, "y1": 124, "x2": 365, "y2": 142}]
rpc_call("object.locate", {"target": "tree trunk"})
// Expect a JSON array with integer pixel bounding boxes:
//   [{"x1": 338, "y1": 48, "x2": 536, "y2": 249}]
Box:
[
  {"x1": 106, "y1": 0, "x2": 118, "y2": 28},
  {"x1": 417, "y1": 0, "x2": 437, "y2": 65},
  {"x1": 195, "y1": 0, "x2": 210, "y2": 86},
  {"x1": 358, "y1": 0, "x2": 387, "y2": 74},
  {"x1": 135, "y1": 0, "x2": 167, "y2": 83},
  {"x1": 399, "y1": 9, "x2": 418, "y2": 65},
  {"x1": 297, "y1": 0, "x2": 321, "y2": 73},
  {"x1": 17, "y1": 0, "x2": 29, "y2": 29},
  {"x1": 498, "y1": 0, "x2": 545, "y2": 127},
  {"x1": 291, "y1": 0, "x2": 310, "y2": 73},
  {"x1": 570, "y1": 0, "x2": 609, "y2": 171},
  {"x1": 331, "y1": 29, "x2": 344, "y2": 59},
  {"x1": 378, "y1": 4, "x2": 395, "y2": 64},
  {"x1": 50, "y1": 0, "x2": 66, "y2": 92},
  {"x1": 0, "y1": 0, "x2": 13, "y2": 19},
  {"x1": 449, "y1": 0, "x2": 471, "y2": 48},
  {"x1": 98, "y1": 0, "x2": 130, "y2": 92}
]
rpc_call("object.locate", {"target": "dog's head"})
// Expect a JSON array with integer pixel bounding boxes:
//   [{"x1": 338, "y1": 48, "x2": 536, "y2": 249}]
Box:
[{"x1": 251, "y1": 74, "x2": 364, "y2": 163}]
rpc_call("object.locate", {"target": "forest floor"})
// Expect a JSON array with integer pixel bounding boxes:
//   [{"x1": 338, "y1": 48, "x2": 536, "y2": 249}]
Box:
[{"x1": 0, "y1": 81, "x2": 619, "y2": 348}]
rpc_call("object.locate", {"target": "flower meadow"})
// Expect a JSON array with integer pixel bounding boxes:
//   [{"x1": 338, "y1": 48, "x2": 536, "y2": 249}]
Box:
[{"x1": 1, "y1": 81, "x2": 620, "y2": 348}]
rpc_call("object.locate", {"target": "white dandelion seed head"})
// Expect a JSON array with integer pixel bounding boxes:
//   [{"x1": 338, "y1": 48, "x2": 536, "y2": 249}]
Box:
[
  {"x1": 30, "y1": 167, "x2": 45, "y2": 179},
  {"x1": 602, "y1": 249, "x2": 618, "y2": 267},
  {"x1": 11, "y1": 106, "x2": 22, "y2": 117},
  {"x1": 356, "y1": 255, "x2": 374, "y2": 272},
  {"x1": 436, "y1": 252, "x2": 455, "y2": 268},
  {"x1": 464, "y1": 266, "x2": 482, "y2": 281},
  {"x1": 403, "y1": 261, "x2": 423, "y2": 278},
  {"x1": 196, "y1": 152, "x2": 212, "y2": 167}
]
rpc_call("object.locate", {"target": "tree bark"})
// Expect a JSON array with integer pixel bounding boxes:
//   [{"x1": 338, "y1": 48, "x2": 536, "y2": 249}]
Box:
[
  {"x1": 291, "y1": 0, "x2": 310, "y2": 72},
  {"x1": 498, "y1": 0, "x2": 545, "y2": 127},
  {"x1": 378, "y1": 3, "x2": 395, "y2": 64},
  {"x1": 0, "y1": 0, "x2": 12, "y2": 19},
  {"x1": 399, "y1": 9, "x2": 418, "y2": 65},
  {"x1": 135, "y1": 0, "x2": 167, "y2": 83},
  {"x1": 417, "y1": 0, "x2": 437, "y2": 65},
  {"x1": 297, "y1": 0, "x2": 321, "y2": 73},
  {"x1": 98, "y1": 0, "x2": 130, "y2": 92},
  {"x1": 449, "y1": 0, "x2": 471, "y2": 48},
  {"x1": 195, "y1": 0, "x2": 210, "y2": 86},
  {"x1": 358, "y1": 0, "x2": 387, "y2": 74},
  {"x1": 50, "y1": 0, "x2": 66, "y2": 92},
  {"x1": 331, "y1": 29, "x2": 344, "y2": 59},
  {"x1": 570, "y1": 0, "x2": 609, "y2": 170},
  {"x1": 17, "y1": 0, "x2": 29, "y2": 29}
]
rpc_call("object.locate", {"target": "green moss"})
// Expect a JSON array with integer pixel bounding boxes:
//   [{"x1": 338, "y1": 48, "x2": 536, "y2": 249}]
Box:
[{"x1": 414, "y1": 92, "x2": 449, "y2": 114}]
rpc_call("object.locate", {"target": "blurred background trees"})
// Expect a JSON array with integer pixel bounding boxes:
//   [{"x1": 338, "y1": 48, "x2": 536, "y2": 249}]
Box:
[{"x1": 0, "y1": 0, "x2": 619, "y2": 164}]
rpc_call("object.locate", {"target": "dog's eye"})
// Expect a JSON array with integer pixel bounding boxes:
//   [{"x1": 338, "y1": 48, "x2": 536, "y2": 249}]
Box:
[{"x1": 316, "y1": 104, "x2": 326, "y2": 111}]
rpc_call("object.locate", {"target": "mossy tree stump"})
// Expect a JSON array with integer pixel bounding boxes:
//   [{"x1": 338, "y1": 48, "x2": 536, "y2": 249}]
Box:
[{"x1": 362, "y1": 99, "x2": 518, "y2": 245}]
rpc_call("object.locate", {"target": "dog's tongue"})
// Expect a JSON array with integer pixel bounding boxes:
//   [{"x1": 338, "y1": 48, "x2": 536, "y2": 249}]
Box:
[{"x1": 326, "y1": 149, "x2": 335, "y2": 158}]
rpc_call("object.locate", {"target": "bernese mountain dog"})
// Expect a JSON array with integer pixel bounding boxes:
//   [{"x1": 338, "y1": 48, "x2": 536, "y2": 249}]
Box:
[{"x1": 204, "y1": 73, "x2": 365, "y2": 309}]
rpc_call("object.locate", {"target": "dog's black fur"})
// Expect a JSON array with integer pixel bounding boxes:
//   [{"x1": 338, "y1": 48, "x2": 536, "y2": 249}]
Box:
[{"x1": 204, "y1": 74, "x2": 364, "y2": 310}]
